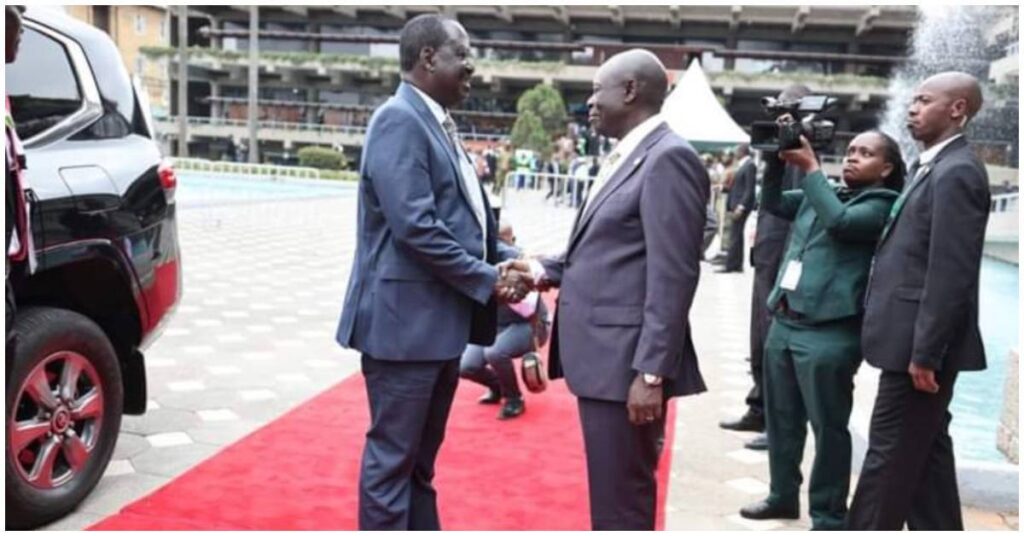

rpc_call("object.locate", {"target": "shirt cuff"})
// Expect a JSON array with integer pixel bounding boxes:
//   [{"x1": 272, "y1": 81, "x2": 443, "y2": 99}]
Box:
[{"x1": 527, "y1": 259, "x2": 547, "y2": 286}]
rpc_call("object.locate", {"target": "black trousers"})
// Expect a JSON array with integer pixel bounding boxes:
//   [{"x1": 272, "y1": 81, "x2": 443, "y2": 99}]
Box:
[
  {"x1": 846, "y1": 368, "x2": 963, "y2": 530},
  {"x1": 358, "y1": 354, "x2": 460, "y2": 530},
  {"x1": 745, "y1": 258, "x2": 782, "y2": 417},
  {"x1": 724, "y1": 211, "x2": 749, "y2": 271},
  {"x1": 578, "y1": 397, "x2": 665, "y2": 530}
]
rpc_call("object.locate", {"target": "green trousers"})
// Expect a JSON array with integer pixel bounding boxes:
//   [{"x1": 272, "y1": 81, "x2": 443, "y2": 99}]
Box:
[{"x1": 763, "y1": 316, "x2": 862, "y2": 530}]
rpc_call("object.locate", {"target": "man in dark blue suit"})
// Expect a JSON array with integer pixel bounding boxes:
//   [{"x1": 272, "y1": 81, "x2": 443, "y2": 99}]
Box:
[{"x1": 336, "y1": 15, "x2": 527, "y2": 530}]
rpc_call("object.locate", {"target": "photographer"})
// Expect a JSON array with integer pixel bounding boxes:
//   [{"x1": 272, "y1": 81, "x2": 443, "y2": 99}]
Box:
[{"x1": 738, "y1": 131, "x2": 904, "y2": 529}]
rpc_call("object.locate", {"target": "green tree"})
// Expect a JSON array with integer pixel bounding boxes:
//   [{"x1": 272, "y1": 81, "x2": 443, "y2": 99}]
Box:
[
  {"x1": 509, "y1": 110, "x2": 549, "y2": 156},
  {"x1": 510, "y1": 83, "x2": 568, "y2": 159}
]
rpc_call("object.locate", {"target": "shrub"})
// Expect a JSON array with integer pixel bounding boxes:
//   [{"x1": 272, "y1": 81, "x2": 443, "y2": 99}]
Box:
[{"x1": 298, "y1": 146, "x2": 348, "y2": 170}]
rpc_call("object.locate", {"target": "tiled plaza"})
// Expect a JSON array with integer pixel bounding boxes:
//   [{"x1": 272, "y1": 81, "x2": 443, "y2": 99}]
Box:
[{"x1": 42, "y1": 182, "x2": 1014, "y2": 530}]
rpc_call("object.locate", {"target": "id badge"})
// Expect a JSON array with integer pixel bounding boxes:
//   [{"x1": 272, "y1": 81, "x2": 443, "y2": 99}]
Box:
[{"x1": 780, "y1": 260, "x2": 803, "y2": 291}]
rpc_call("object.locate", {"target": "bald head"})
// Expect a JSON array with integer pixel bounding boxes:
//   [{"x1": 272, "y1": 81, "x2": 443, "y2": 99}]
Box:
[
  {"x1": 908, "y1": 71, "x2": 984, "y2": 147},
  {"x1": 498, "y1": 221, "x2": 515, "y2": 245},
  {"x1": 600, "y1": 49, "x2": 669, "y2": 110},
  {"x1": 920, "y1": 71, "x2": 983, "y2": 122},
  {"x1": 778, "y1": 83, "x2": 811, "y2": 103},
  {"x1": 588, "y1": 49, "x2": 668, "y2": 138}
]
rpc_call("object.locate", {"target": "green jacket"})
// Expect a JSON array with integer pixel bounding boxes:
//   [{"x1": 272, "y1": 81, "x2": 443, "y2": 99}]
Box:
[{"x1": 761, "y1": 169, "x2": 898, "y2": 325}]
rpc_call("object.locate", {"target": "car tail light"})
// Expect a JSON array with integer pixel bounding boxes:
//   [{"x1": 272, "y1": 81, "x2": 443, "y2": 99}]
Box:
[{"x1": 158, "y1": 160, "x2": 177, "y2": 203}]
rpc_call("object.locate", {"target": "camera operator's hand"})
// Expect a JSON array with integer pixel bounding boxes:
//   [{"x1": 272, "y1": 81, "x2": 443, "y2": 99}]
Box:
[{"x1": 778, "y1": 135, "x2": 820, "y2": 175}]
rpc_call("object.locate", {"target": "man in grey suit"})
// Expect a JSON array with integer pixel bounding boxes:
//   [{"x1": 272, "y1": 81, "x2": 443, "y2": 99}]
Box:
[
  {"x1": 847, "y1": 72, "x2": 990, "y2": 530},
  {"x1": 509, "y1": 49, "x2": 709, "y2": 530},
  {"x1": 336, "y1": 15, "x2": 528, "y2": 530}
]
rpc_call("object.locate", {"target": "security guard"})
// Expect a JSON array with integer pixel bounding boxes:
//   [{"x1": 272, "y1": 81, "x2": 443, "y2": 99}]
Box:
[{"x1": 738, "y1": 131, "x2": 905, "y2": 529}]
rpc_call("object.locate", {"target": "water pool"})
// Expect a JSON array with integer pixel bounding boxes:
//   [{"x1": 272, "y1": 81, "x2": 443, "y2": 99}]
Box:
[
  {"x1": 176, "y1": 172, "x2": 355, "y2": 208},
  {"x1": 951, "y1": 257, "x2": 1019, "y2": 463}
]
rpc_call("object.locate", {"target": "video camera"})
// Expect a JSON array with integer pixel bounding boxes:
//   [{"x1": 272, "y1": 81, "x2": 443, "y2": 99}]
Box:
[{"x1": 750, "y1": 95, "x2": 837, "y2": 152}]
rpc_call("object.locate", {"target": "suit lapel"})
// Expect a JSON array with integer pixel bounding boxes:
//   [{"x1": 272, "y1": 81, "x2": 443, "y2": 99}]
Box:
[
  {"x1": 878, "y1": 136, "x2": 968, "y2": 246},
  {"x1": 567, "y1": 123, "x2": 670, "y2": 253},
  {"x1": 398, "y1": 83, "x2": 474, "y2": 208}
]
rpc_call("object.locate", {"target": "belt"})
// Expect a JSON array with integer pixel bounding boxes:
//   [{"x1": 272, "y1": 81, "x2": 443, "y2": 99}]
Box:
[{"x1": 775, "y1": 299, "x2": 805, "y2": 322}]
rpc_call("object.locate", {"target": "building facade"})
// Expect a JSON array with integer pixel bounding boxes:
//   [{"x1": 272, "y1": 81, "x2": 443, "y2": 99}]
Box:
[
  {"x1": 70, "y1": 5, "x2": 1013, "y2": 168},
  {"x1": 63, "y1": 5, "x2": 172, "y2": 119}
]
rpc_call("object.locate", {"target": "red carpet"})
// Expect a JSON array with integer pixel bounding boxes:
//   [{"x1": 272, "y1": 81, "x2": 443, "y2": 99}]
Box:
[{"x1": 91, "y1": 297, "x2": 677, "y2": 530}]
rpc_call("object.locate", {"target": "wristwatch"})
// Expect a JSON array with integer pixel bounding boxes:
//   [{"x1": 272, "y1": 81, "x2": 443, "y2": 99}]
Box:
[{"x1": 642, "y1": 373, "x2": 663, "y2": 387}]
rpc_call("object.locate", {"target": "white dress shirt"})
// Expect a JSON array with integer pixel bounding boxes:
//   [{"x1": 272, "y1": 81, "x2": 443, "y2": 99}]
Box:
[
  {"x1": 917, "y1": 133, "x2": 962, "y2": 169},
  {"x1": 528, "y1": 113, "x2": 666, "y2": 287},
  {"x1": 584, "y1": 113, "x2": 666, "y2": 211},
  {"x1": 409, "y1": 84, "x2": 488, "y2": 252}
]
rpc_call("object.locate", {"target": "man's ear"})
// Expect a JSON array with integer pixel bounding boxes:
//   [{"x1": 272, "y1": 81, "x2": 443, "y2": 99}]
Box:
[
  {"x1": 623, "y1": 79, "x2": 638, "y2": 105},
  {"x1": 420, "y1": 47, "x2": 436, "y2": 73},
  {"x1": 950, "y1": 97, "x2": 969, "y2": 125}
]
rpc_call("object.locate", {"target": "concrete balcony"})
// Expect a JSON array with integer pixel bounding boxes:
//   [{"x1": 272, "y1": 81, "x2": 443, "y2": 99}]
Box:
[
  {"x1": 154, "y1": 116, "x2": 367, "y2": 148},
  {"x1": 990, "y1": 53, "x2": 1020, "y2": 84},
  {"x1": 154, "y1": 116, "x2": 506, "y2": 149},
  {"x1": 147, "y1": 47, "x2": 893, "y2": 101}
]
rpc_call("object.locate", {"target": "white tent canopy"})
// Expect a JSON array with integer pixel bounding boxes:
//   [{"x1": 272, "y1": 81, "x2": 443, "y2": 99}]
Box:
[{"x1": 662, "y1": 59, "x2": 749, "y2": 147}]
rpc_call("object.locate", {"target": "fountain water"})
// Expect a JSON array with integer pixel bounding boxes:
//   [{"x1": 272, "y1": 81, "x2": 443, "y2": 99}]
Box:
[{"x1": 878, "y1": 5, "x2": 1017, "y2": 164}]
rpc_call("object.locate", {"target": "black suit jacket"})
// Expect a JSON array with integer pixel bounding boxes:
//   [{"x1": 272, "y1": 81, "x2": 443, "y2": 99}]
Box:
[
  {"x1": 751, "y1": 156, "x2": 803, "y2": 270},
  {"x1": 726, "y1": 158, "x2": 756, "y2": 213},
  {"x1": 862, "y1": 136, "x2": 990, "y2": 372}
]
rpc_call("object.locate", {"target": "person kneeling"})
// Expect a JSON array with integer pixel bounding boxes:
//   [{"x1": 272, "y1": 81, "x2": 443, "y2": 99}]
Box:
[{"x1": 460, "y1": 223, "x2": 547, "y2": 420}]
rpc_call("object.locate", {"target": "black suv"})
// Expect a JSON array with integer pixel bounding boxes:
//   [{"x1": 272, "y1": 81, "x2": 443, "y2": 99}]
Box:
[{"x1": 5, "y1": 8, "x2": 181, "y2": 529}]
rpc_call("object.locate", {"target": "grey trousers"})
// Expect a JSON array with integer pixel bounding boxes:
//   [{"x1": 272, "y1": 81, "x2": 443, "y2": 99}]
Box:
[{"x1": 459, "y1": 322, "x2": 533, "y2": 399}]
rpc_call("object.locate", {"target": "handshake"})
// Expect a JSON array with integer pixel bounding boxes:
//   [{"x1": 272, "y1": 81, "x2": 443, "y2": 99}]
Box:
[{"x1": 493, "y1": 259, "x2": 542, "y2": 303}]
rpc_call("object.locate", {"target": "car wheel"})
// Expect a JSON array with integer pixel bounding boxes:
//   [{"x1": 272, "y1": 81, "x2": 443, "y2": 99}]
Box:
[{"x1": 5, "y1": 307, "x2": 123, "y2": 530}]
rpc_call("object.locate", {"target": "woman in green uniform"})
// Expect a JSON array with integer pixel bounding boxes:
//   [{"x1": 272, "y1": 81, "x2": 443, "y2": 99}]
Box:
[{"x1": 738, "y1": 131, "x2": 905, "y2": 529}]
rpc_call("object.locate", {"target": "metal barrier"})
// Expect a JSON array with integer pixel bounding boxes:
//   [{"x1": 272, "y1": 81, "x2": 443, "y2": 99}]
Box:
[
  {"x1": 498, "y1": 171, "x2": 591, "y2": 209},
  {"x1": 991, "y1": 192, "x2": 1019, "y2": 213}
]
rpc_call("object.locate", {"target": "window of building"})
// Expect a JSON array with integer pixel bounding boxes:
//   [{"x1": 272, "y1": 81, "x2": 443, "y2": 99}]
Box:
[
  {"x1": 135, "y1": 13, "x2": 146, "y2": 35},
  {"x1": 685, "y1": 39, "x2": 726, "y2": 72},
  {"x1": 6, "y1": 27, "x2": 83, "y2": 139},
  {"x1": 735, "y1": 39, "x2": 786, "y2": 75}
]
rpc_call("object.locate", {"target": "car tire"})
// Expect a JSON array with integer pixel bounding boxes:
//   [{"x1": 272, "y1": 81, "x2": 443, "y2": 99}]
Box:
[{"x1": 5, "y1": 307, "x2": 123, "y2": 530}]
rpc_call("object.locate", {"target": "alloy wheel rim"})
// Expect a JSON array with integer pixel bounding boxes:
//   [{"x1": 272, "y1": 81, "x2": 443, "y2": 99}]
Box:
[{"x1": 9, "y1": 351, "x2": 104, "y2": 489}]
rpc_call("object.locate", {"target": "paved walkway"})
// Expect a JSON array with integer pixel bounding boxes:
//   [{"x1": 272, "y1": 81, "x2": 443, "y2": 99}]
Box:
[{"x1": 42, "y1": 185, "x2": 1014, "y2": 530}]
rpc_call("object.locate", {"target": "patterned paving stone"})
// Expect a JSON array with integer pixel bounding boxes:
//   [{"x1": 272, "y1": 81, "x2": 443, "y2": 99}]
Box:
[
  {"x1": 145, "y1": 432, "x2": 194, "y2": 448},
  {"x1": 726, "y1": 477, "x2": 770, "y2": 495}
]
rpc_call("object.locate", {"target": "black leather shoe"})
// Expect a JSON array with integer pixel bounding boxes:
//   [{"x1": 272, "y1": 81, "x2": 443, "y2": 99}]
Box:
[
  {"x1": 498, "y1": 397, "x2": 525, "y2": 420},
  {"x1": 714, "y1": 267, "x2": 742, "y2": 274},
  {"x1": 739, "y1": 499, "x2": 799, "y2": 520},
  {"x1": 744, "y1": 433, "x2": 768, "y2": 450},
  {"x1": 478, "y1": 388, "x2": 501, "y2": 405},
  {"x1": 719, "y1": 412, "x2": 765, "y2": 432}
]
